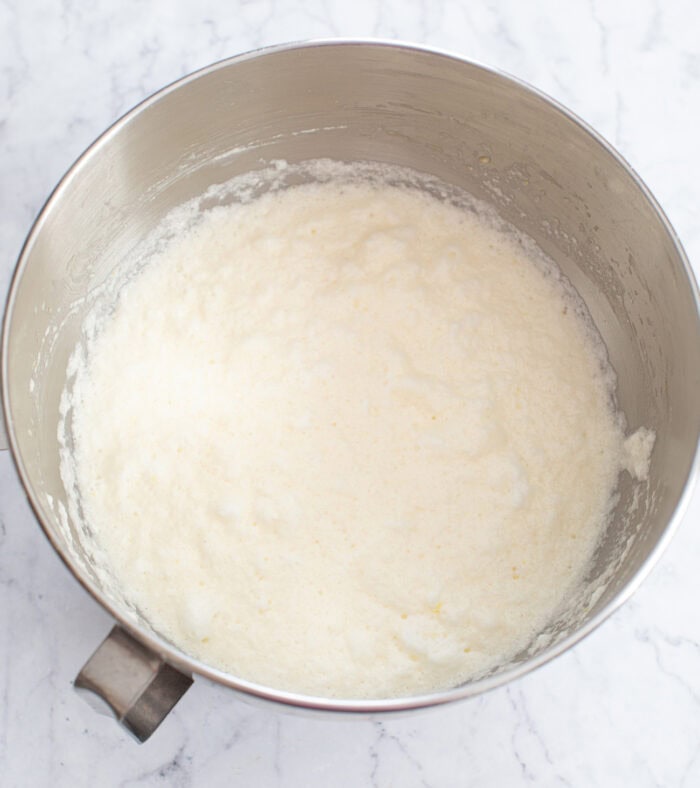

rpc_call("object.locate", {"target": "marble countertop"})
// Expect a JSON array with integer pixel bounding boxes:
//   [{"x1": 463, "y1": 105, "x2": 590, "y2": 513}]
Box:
[{"x1": 1, "y1": 1, "x2": 699, "y2": 785}]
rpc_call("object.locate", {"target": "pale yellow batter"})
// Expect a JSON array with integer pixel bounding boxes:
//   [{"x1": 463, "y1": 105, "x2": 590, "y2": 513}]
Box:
[{"x1": 64, "y1": 164, "x2": 649, "y2": 698}]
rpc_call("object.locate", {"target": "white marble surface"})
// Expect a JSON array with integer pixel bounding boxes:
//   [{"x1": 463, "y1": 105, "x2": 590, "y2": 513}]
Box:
[{"x1": 1, "y1": 0, "x2": 700, "y2": 785}]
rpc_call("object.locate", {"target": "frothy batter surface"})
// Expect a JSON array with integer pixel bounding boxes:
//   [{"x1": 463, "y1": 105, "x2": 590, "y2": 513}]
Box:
[{"x1": 65, "y1": 166, "x2": 637, "y2": 698}]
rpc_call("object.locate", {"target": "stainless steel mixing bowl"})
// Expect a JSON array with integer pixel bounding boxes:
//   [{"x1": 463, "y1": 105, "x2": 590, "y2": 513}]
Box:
[{"x1": 2, "y1": 40, "x2": 699, "y2": 741}]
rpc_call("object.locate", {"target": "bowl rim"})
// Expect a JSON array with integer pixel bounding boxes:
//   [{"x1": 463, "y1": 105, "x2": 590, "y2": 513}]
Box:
[{"x1": 3, "y1": 37, "x2": 700, "y2": 714}]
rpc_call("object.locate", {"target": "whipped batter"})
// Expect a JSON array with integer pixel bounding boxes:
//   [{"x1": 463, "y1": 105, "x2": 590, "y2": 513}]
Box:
[{"x1": 64, "y1": 164, "x2": 651, "y2": 698}]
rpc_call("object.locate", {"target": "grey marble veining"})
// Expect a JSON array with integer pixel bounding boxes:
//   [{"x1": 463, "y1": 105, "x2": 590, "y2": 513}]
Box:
[{"x1": 1, "y1": 1, "x2": 700, "y2": 785}]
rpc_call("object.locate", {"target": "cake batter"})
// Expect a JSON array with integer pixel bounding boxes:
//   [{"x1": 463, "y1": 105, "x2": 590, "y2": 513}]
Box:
[{"x1": 63, "y1": 164, "x2": 651, "y2": 698}]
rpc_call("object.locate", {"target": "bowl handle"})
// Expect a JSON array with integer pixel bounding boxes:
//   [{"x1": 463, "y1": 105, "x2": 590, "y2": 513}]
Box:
[{"x1": 74, "y1": 625, "x2": 193, "y2": 742}]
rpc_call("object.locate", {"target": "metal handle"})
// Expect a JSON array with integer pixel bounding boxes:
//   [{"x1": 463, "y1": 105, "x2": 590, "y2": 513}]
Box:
[{"x1": 75, "y1": 625, "x2": 193, "y2": 742}]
